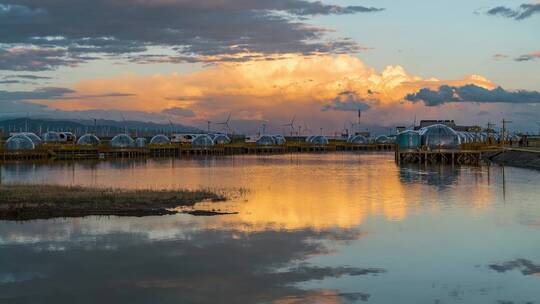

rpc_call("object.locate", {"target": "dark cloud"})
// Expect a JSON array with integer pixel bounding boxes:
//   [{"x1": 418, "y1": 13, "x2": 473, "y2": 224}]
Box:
[
  {"x1": 515, "y1": 51, "x2": 540, "y2": 62},
  {"x1": 0, "y1": 79, "x2": 21, "y2": 84},
  {"x1": 162, "y1": 107, "x2": 196, "y2": 117},
  {"x1": 0, "y1": 87, "x2": 136, "y2": 103},
  {"x1": 406, "y1": 84, "x2": 540, "y2": 106},
  {"x1": 488, "y1": 259, "x2": 540, "y2": 276},
  {"x1": 0, "y1": 0, "x2": 383, "y2": 69},
  {"x1": 486, "y1": 3, "x2": 540, "y2": 20},
  {"x1": 0, "y1": 47, "x2": 82, "y2": 71},
  {"x1": 5, "y1": 74, "x2": 53, "y2": 80},
  {"x1": 0, "y1": 87, "x2": 74, "y2": 101},
  {"x1": 322, "y1": 90, "x2": 371, "y2": 112}
]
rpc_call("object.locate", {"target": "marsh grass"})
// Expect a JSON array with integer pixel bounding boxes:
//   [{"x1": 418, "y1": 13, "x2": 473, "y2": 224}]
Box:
[
  {"x1": 0, "y1": 184, "x2": 225, "y2": 207},
  {"x1": 0, "y1": 184, "x2": 231, "y2": 220}
]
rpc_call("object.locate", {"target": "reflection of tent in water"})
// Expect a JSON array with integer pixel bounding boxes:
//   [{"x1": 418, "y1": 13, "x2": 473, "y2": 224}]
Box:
[
  {"x1": 77, "y1": 134, "x2": 101, "y2": 145},
  {"x1": 150, "y1": 135, "x2": 171, "y2": 145},
  {"x1": 192, "y1": 134, "x2": 214, "y2": 146},
  {"x1": 4, "y1": 134, "x2": 35, "y2": 150}
]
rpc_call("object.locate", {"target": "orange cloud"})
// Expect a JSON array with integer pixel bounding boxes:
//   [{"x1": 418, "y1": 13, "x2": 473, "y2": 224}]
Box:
[{"x1": 35, "y1": 54, "x2": 496, "y2": 129}]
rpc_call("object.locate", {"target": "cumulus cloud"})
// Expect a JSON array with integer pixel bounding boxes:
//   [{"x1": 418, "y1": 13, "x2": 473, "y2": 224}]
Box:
[
  {"x1": 406, "y1": 84, "x2": 540, "y2": 106},
  {"x1": 0, "y1": 0, "x2": 383, "y2": 70},
  {"x1": 26, "y1": 54, "x2": 504, "y2": 131},
  {"x1": 515, "y1": 51, "x2": 540, "y2": 62},
  {"x1": 486, "y1": 3, "x2": 540, "y2": 20},
  {"x1": 322, "y1": 91, "x2": 371, "y2": 112}
]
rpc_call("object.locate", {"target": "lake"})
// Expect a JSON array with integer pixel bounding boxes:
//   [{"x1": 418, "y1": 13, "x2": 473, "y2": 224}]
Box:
[{"x1": 1, "y1": 153, "x2": 539, "y2": 303}]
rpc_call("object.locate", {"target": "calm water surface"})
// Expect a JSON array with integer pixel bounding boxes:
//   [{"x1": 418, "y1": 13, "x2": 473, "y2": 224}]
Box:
[{"x1": 1, "y1": 153, "x2": 539, "y2": 303}]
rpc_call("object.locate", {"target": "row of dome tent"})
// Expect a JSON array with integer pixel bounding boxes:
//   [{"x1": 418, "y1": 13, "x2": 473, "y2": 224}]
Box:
[
  {"x1": 346, "y1": 134, "x2": 395, "y2": 144},
  {"x1": 255, "y1": 135, "x2": 287, "y2": 145},
  {"x1": 3, "y1": 132, "x2": 232, "y2": 150},
  {"x1": 396, "y1": 124, "x2": 518, "y2": 150}
]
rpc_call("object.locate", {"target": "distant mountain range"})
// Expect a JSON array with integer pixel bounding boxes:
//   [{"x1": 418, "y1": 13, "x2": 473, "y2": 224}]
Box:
[{"x1": 0, "y1": 118, "x2": 201, "y2": 137}]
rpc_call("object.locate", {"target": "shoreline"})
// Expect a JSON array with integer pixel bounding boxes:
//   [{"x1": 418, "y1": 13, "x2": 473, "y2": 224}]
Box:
[
  {"x1": 483, "y1": 149, "x2": 540, "y2": 170},
  {"x1": 0, "y1": 184, "x2": 229, "y2": 221}
]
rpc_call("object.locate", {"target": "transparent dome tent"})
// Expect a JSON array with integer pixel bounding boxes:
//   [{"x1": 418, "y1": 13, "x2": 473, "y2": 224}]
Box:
[
  {"x1": 307, "y1": 135, "x2": 329, "y2": 145},
  {"x1": 396, "y1": 131, "x2": 420, "y2": 149},
  {"x1": 4, "y1": 134, "x2": 35, "y2": 150},
  {"x1": 77, "y1": 134, "x2": 101, "y2": 145},
  {"x1": 135, "y1": 137, "x2": 147, "y2": 148},
  {"x1": 348, "y1": 134, "x2": 368, "y2": 144},
  {"x1": 375, "y1": 135, "x2": 390, "y2": 144},
  {"x1": 43, "y1": 131, "x2": 61, "y2": 143},
  {"x1": 192, "y1": 134, "x2": 214, "y2": 146},
  {"x1": 457, "y1": 132, "x2": 469, "y2": 144},
  {"x1": 419, "y1": 124, "x2": 459, "y2": 149},
  {"x1": 22, "y1": 133, "x2": 42, "y2": 146},
  {"x1": 256, "y1": 135, "x2": 276, "y2": 146},
  {"x1": 110, "y1": 134, "x2": 135, "y2": 148},
  {"x1": 212, "y1": 134, "x2": 231, "y2": 145},
  {"x1": 149, "y1": 134, "x2": 171, "y2": 145},
  {"x1": 273, "y1": 135, "x2": 286, "y2": 145}
]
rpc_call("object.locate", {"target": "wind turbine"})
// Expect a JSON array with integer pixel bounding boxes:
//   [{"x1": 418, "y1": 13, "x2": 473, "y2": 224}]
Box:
[
  {"x1": 168, "y1": 119, "x2": 175, "y2": 136},
  {"x1": 536, "y1": 122, "x2": 540, "y2": 135},
  {"x1": 120, "y1": 114, "x2": 128, "y2": 135},
  {"x1": 303, "y1": 122, "x2": 312, "y2": 135},
  {"x1": 282, "y1": 115, "x2": 296, "y2": 136},
  {"x1": 216, "y1": 113, "x2": 233, "y2": 134}
]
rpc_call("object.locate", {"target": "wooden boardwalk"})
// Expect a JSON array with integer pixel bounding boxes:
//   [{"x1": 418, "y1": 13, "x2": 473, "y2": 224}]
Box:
[
  {"x1": 395, "y1": 148, "x2": 501, "y2": 165},
  {"x1": 0, "y1": 142, "x2": 394, "y2": 162}
]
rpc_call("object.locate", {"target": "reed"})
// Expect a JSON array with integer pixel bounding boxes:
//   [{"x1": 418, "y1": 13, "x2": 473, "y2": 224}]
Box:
[{"x1": 0, "y1": 184, "x2": 228, "y2": 220}]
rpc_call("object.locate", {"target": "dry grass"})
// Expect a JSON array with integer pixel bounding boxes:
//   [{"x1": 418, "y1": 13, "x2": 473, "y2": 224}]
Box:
[
  {"x1": 0, "y1": 184, "x2": 228, "y2": 220},
  {"x1": 0, "y1": 184, "x2": 225, "y2": 207}
]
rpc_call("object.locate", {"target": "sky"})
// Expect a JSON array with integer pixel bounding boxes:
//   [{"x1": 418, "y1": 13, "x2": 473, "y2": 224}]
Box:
[{"x1": 0, "y1": 0, "x2": 539, "y2": 134}]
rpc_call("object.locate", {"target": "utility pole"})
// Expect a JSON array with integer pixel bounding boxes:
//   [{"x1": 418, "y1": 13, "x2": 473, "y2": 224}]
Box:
[
  {"x1": 487, "y1": 121, "x2": 495, "y2": 142},
  {"x1": 501, "y1": 119, "x2": 512, "y2": 147}
]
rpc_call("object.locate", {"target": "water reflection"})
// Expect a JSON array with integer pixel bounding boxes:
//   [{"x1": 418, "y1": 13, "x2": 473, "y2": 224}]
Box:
[
  {"x1": 1, "y1": 153, "x2": 540, "y2": 303},
  {"x1": 0, "y1": 154, "x2": 499, "y2": 230},
  {"x1": 0, "y1": 222, "x2": 381, "y2": 304}
]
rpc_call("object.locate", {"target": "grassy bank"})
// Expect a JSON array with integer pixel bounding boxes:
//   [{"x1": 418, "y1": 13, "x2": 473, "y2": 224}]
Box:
[
  {"x1": 484, "y1": 149, "x2": 540, "y2": 170},
  {"x1": 0, "y1": 184, "x2": 228, "y2": 221}
]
